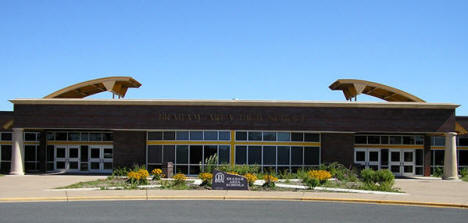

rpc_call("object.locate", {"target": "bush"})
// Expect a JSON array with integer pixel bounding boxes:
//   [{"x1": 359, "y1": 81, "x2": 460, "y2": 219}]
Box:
[
  {"x1": 215, "y1": 165, "x2": 260, "y2": 175},
  {"x1": 201, "y1": 154, "x2": 218, "y2": 174},
  {"x1": 243, "y1": 173, "x2": 258, "y2": 187},
  {"x1": 127, "y1": 169, "x2": 149, "y2": 185},
  {"x1": 112, "y1": 167, "x2": 130, "y2": 177},
  {"x1": 263, "y1": 174, "x2": 278, "y2": 188},
  {"x1": 173, "y1": 173, "x2": 187, "y2": 186},
  {"x1": 151, "y1": 168, "x2": 165, "y2": 180},
  {"x1": 304, "y1": 177, "x2": 320, "y2": 188},
  {"x1": 359, "y1": 169, "x2": 395, "y2": 191},
  {"x1": 199, "y1": 172, "x2": 213, "y2": 186},
  {"x1": 360, "y1": 168, "x2": 376, "y2": 184},
  {"x1": 459, "y1": 168, "x2": 468, "y2": 177},
  {"x1": 433, "y1": 167, "x2": 443, "y2": 177}
]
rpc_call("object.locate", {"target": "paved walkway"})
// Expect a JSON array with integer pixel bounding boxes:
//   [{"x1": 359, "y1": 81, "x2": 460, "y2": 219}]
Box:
[{"x1": 0, "y1": 175, "x2": 467, "y2": 208}]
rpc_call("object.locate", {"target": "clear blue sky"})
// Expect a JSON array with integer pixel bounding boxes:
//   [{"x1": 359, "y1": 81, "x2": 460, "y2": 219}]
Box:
[{"x1": 1, "y1": 1, "x2": 467, "y2": 114}]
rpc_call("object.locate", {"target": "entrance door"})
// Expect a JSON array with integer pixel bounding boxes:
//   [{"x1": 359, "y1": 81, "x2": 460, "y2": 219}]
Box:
[
  {"x1": 354, "y1": 148, "x2": 380, "y2": 170},
  {"x1": 389, "y1": 149, "x2": 415, "y2": 176},
  {"x1": 89, "y1": 146, "x2": 113, "y2": 173},
  {"x1": 54, "y1": 145, "x2": 80, "y2": 172}
]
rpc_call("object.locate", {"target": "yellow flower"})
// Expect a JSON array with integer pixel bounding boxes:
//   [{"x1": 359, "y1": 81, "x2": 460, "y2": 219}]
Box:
[
  {"x1": 263, "y1": 174, "x2": 278, "y2": 183},
  {"x1": 173, "y1": 173, "x2": 187, "y2": 181},
  {"x1": 243, "y1": 173, "x2": 258, "y2": 186},
  {"x1": 151, "y1": 168, "x2": 163, "y2": 175},
  {"x1": 199, "y1": 172, "x2": 213, "y2": 182},
  {"x1": 307, "y1": 170, "x2": 332, "y2": 181}
]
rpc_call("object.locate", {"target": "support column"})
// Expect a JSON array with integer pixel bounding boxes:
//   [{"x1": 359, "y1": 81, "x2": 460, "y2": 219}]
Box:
[
  {"x1": 443, "y1": 132, "x2": 458, "y2": 180},
  {"x1": 10, "y1": 128, "x2": 25, "y2": 175}
]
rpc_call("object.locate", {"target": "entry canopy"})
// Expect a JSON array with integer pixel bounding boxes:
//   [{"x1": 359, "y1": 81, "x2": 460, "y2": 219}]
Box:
[
  {"x1": 329, "y1": 79, "x2": 425, "y2": 102},
  {"x1": 44, "y1": 76, "x2": 141, "y2": 99}
]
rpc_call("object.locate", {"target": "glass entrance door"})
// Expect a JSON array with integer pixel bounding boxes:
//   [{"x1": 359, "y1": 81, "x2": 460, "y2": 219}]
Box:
[
  {"x1": 54, "y1": 145, "x2": 80, "y2": 172},
  {"x1": 354, "y1": 148, "x2": 380, "y2": 170},
  {"x1": 389, "y1": 149, "x2": 415, "y2": 176},
  {"x1": 89, "y1": 146, "x2": 113, "y2": 173}
]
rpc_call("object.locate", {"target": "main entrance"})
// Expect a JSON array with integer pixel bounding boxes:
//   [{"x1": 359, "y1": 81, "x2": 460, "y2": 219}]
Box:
[
  {"x1": 53, "y1": 145, "x2": 113, "y2": 173},
  {"x1": 389, "y1": 149, "x2": 415, "y2": 176},
  {"x1": 354, "y1": 148, "x2": 380, "y2": 170},
  {"x1": 354, "y1": 148, "x2": 418, "y2": 176}
]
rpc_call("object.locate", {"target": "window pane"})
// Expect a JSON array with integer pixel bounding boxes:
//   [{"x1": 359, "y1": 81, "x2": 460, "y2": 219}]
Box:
[
  {"x1": 248, "y1": 132, "x2": 262, "y2": 141},
  {"x1": 416, "y1": 150, "x2": 423, "y2": 165},
  {"x1": 204, "y1": 131, "x2": 218, "y2": 140},
  {"x1": 176, "y1": 131, "x2": 189, "y2": 140},
  {"x1": 46, "y1": 145, "x2": 54, "y2": 161},
  {"x1": 381, "y1": 149, "x2": 389, "y2": 166},
  {"x1": 218, "y1": 131, "x2": 230, "y2": 141},
  {"x1": 235, "y1": 146, "x2": 247, "y2": 164},
  {"x1": 163, "y1": 131, "x2": 175, "y2": 140},
  {"x1": 46, "y1": 132, "x2": 55, "y2": 141},
  {"x1": 25, "y1": 133, "x2": 37, "y2": 141},
  {"x1": 403, "y1": 136, "x2": 415, "y2": 145},
  {"x1": 291, "y1": 132, "x2": 303, "y2": 142},
  {"x1": 56, "y1": 132, "x2": 67, "y2": 141},
  {"x1": 277, "y1": 132, "x2": 290, "y2": 142},
  {"x1": 415, "y1": 136, "x2": 424, "y2": 145},
  {"x1": 277, "y1": 146, "x2": 290, "y2": 165},
  {"x1": 89, "y1": 133, "x2": 102, "y2": 141},
  {"x1": 368, "y1": 136, "x2": 380, "y2": 144},
  {"x1": 459, "y1": 150, "x2": 468, "y2": 165},
  {"x1": 248, "y1": 146, "x2": 262, "y2": 165},
  {"x1": 433, "y1": 136, "x2": 445, "y2": 146},
  {"x1": 304, "y1": 147, "x2": 319, "y2": 165},
  {"x1": 356, "y1": 151, "x2": 365, "y2": 162},
  {"x1": 304, "y1": 133, "x2": 319, "y2": 142},
  {"x1": 391, "y1": 151, "x2": 400, "y2": 162},
  {"x1": 291, "y1": 146, "x2": 303, "y2": 165},
  {"x1": 68, "y1": 133, "x2": 80, "y2": 141},
  {"x1": 459, "y1": 138, "x2": 468, "y2": 146},
  {"x1": 25, "y1": 145, "x2": 36, "y2": 161},
  {"x1": 90, "y1": 148, "x2": 100, "y2": 159},
  {"x1": 1, "y1": 133, "x2": 12, "y2": 141},
  {"x1": 381, "y1": 136, "x2": 389, "y2": 144},
  {"x1": 189, "y1": 145, "x2": 203, "y2": 164},
  {"x1": 56, "y1": 148, "x2": 66, "y2": 158},
  {"x1": 163, "y1": 145, "x2": 175, "y2": 163},
  {"x1": 263, "y1": 132, "x2": 276, "y2": 141},
  {"x1": 390, "y1": 136, "x2": 402, "y2": 144},
  {"x1": 103, "y1": 133, "x2": 113, "y2": 141},
  {"x1": 80, "y1": 133, "x2": 89, "y2": 141},
  {"x1": 203, "y1": 145, "x2": 217, "y2": 163},
  {"x1": 148, "y1": 132, "x2": 162, "y2": 140},
  {"x1": 1, "y1": 145, "x2": 12, "y2": 160},
  {"x1": 148, "y1": 145, "x2": 162, "y2": 163},
  {"x1": 355, "y1": 136, "x2": 367, "y2": 144},
  {"x1": 81, "y1": 146, "x2": 89, "y2": 161},
  {"x1": 69, "y1": 148, "x2": 79, "y2": 158},
  {"x1": 434, "y1": 150, "x2": 444, "y2": 165},
  {"x1": 218, "y1": 145, "x2": 230, "y2": 164},
  {"x1": 263, "y1": 146, "x2": 276, "y2": 165},
  {"x1": 190, "y1": 131, "x2": 203, "y2": 140},
  {"x1": 236, "y1": 132, "x2": 247, "y2": 141},
  {"x1": 176, "y1": 145, "x2": 188, "y2": 164}
]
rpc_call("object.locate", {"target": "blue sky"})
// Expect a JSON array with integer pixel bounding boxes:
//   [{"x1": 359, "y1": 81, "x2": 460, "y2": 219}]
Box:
[{"x1": 1, "y1": 1, "x2": 467, "y2": 114}]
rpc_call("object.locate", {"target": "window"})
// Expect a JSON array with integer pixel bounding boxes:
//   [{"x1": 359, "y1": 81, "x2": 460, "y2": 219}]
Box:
[
  {"x1": 1, "y1": 133, "x2": 12, "y2": 141},
  {"x1": 368, "y1": 136, "x2": 380, "y2": 144},
  {"x1": 291, "y1": 132, "x2": 303, "y2": 142},
  {"x1": 203, "y1": 145, "x2": 217, "y2": 162},
  {"x1": 67, "y1": 132, "x2": 80, "y2": 141},
  {"x1": 56, "y1": 132, "x2": 67, "y2": 141},
  {"x1": 148, "y1": 132, "x2": 163, "y2": 140},
  {"x1": 148, "y1": 145, "x2": 162, "y2": 164},
  {"x1": 415, "y1": 136, "x2": 424, "y2": 145},
  {"x1": 176, "y1": 145, "x2": 188, "y2": 164},
  {"x1": 89, "y1": 133, "x2": 103, "y2": 141},
  {"x1": 189, "y1": 145, "x2": 203, "y2": 164},
  {"x1": 304, "y1": 147, "x2": 319, "y2": 165},
  {"x1": 433, "y1": 136, "x2": 445, "y2": 146},
  {"x1": 236, "y1": 132, "x2": 247, "y2": 141},
  {"x1": 1, "y1": 145, "x2": 12, "y2": 161},
  {"x1": 25, "y1": 145, "x2": 36, "y2": 161},
  {"x1": 263, "y1": 146, "x2": 276, "y2": 165},
  {"x1": 277, "y1": 146, "x2": 290, "y2": 165},
  {"x1": 218, "y1": 131, "x2": 230, "y2": 141},
  {"x1": 190, "y1": 131, "x2": 203, "y2": 140},
  {"x1": 459, "y1": 138, "x2": 468, "y2": 146},
  {"x1": 390, "y1": 136, "x2": 402, "y2": 145},
  {"x1": 263, "y1": 132, "x2": 276, "y2": 141},
  {"x1": 248, "y1": 146, "x2": 262, "y2": 165},
  {"x1": 204, "y1": 131, "x2": 218, "y2": 140},
  {"x1": 291, "y1": 147, "x2": 303, "y2": 165},
  {"x1": 235, "y1": 146, "x2": 247, "y2": 164},
  {"x1": 277, "y1": 132, "x2": 290, "y2": 142},
  {"x1": 163, "y1": 145, "x2": 175, "y2": 163},
  {"x1": 403, "y1": 136, "x2": 415, "y2": 145},
  {"x1": 176, "y1": 131, "x2": 189, "y2": 140},
  {"x1": 218, "y1": 145, "x2": 230, "y2": 164},
  {"x1": 25, "y1": 133, "x2": 37, "y2": 141},
  {"x1": 304, "y1": 133, "x2": 319, "y2": 142},
  {"x1": 248, "y1": 132, "x2": 262, "y2": 141},
  {"x1": 355, "y1": 136, "x2": 367, "y2": 144},
  {"x1": 163, "y1": 131, "x2": 175, "y2": 140}
]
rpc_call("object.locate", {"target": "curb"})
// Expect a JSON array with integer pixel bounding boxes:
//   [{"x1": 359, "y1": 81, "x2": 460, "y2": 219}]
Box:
[{"x1": 0, "y1": 195, "x2": 467, "y2": 209}]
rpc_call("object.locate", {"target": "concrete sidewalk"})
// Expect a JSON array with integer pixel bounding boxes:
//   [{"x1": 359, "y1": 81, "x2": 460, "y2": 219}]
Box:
[{"x1": 0, "y1": 175, "x2": 467, "y2": 208}]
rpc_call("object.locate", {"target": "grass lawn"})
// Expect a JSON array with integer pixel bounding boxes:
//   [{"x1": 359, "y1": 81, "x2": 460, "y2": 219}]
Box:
[{"x1": 0, "y1": 174, "x2": 4, "y2": 177}]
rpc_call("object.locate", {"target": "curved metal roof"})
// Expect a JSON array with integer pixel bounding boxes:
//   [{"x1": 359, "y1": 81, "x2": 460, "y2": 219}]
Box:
[
  {"x1": 44, "y1": 76, "x2": 141, "y2": 99},
  {"x1": 329, "y1": 79, "x2": 425, "y2": 102}
]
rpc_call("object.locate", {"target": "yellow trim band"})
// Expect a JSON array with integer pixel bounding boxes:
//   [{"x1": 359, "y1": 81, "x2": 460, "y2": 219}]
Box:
[{"x1": 230, "y1": 131, "x2": 235, "y2": 166}]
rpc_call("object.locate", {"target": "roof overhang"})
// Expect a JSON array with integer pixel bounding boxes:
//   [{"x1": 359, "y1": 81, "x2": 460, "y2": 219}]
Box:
[
  {"x1": 329, "y1": 79, "x2": 425, "y2": 102},
  {"x1": 44, "y1": 76, "x2": 141, "y2": 99}
]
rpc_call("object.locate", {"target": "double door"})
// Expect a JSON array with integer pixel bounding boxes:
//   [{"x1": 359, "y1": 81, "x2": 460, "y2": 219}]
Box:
[
  {"x1": 389, "y1": 149, "x2": 415, "y2": 176},
  {"x1": 88, "y1": 146, "x2": 113, "y2": 173},
  {"x1": 54, "y1": 145, "x2": 112, "y2": 173},
  {"x1": 55, "y1": 146, "x2": 80, "y2": 172},
  {"x1": 354, "y1": 148, "x2": 380, "y2": 170}
]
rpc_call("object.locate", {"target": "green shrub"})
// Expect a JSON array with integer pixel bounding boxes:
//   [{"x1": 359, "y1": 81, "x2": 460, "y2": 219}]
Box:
[
  {"x1": 201, "y1": 154, "x2": 218, "y2": 174},
  {"x1": 215, "y1": 165, "x2": 260, "y2": 175},
  {"x1": 304, "y1": 177, "x2": 320, "y2": 188},
  {"x1": 112, "y1": 167, "x2": 130, "y2": 177},
  {"x1": 459, "y1": 168, "x2": 468, "y2": 177},
  {"x1": 433, "y1": 167, "x2": 443, "y2": 177},
  {"x1": 359, "y1": 169, "x2": 395, "y2": 191},
  {"x1": 360, "y1": 168, "x2": 376, "y2": 184}
]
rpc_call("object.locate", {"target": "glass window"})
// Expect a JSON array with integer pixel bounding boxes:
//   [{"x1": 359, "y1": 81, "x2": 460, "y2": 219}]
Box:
[
  {"x1": 190, "y1": 131, "x2": 203, "y2": 140},
  {"x1": 55, "y1": 132, "x2": 67, "y2": 141},
  {"x1": 415, "y1": 136, "x2": 424, "y2": 145},
  {"x1": 25, "y1": 133, "x2": 37, "y2": 141},
  {"x1": 433, "y1": 136, "x2": 445, "y2": 146},
  {"x1": 1, "y1": 145, "x2": 11, "y2": 161},
  {"x1": 277, "y1": 132, "x2": 290, "y2": 142},
  {"x1": 304, "y1": 147, "x2": 319, "y2": 165},
  {"x1": 163, "y1": 145, "x2": 175, "y2": 163},
  {"x1": 103, "y1": 133, "x2": 113, "y2": 141},
  {"x1": 291, "y1": 132, "x2": 303, "y2": 142},
  {"x1": 163, "y1": 131, "x2": 175, "y2": 140},
  {"x1": 248, "y1": 132, "x2": 262, "y2": 141},
  {"x1": 391, "y1": 151, "x2": 400, "y2": 162},
  {"x1": 459, "y1": 150, "x2": 468, "y2": 166},
  {"x1": 368, "y1": 136, "x2": 380, "y2": 144},
  {"x1": 355, "y1": 151, "x2": 365, "y2": 162},
  {"x1": 56, "y1": 148, "x2": 66, "y2": 158},
  {"x1": 263, "y1": 132, "x2": 276, "y2": 141},
  {"x1": 81, "y1": 146, "x2": 89, "y2": 162},
  {"x1": 415, "y1": 150, "x2": 423, "y2": 166},
  {"x1": 355, "y1": 136, "x2": 367, "y2": 144},
  {"x1": 304, "y1": 133, "x2": 319, "y2": 142},
  {"x1": 381, "y1": 149, "x2": 389, "y2": 166},
  {"x1": 176, "y1": 131, "x2": 189, "y2": 140},
  {"x1": 235, "y1": 146, "x2": 247, "y2": 164},
  {"x1": 148, "y1": 132, "x2": 163, "y2": 140},
  {"x1": 176, "y1": 145, "x2": 188, "y2": 164},
  {"x1": 25, "y1": 145, "x2": 36, "y2": 161},
  {"x1": 69, "y1": 148, "x2": 79, "y2": 158},
  {"x1": 67, "y1": 132, "x2": 80, "y2": 141},
  {"x1": 1, "y1": 132, "x2": 12, "y2": 141},
  {"x1": 204, "y1": 131, "x2": 218, "y2": 140},
  {"x1": 148, "y1": 145, "x2": 162, "y2": 163},
  {"x1": 80, "y1": 133, "x2": 89, "y2": 141},
  {"x1": 277, "y1": 146, "x2": 290, "y2": 165},
  {"x1": 434, "y1": 150, "x2": 444, "y2": 165},
  {"x1": 218, "y1": 131, "x2": 230, "y2": 141},
  {"x1": 403, "y1": 136, "x2": 415, "y2": 145},
  {"x1": 291, "y1": 146, "x2": 303, "y2": 165},
  {"x1": 459, "y1": 138, "x2": 468, "y2": 146},
  {"x1": 218, "y1": 145, "x2": 230, "y2": 164},
  {"x1": 236, "y1": 131, "x2": 247, "y2": 141},
  {"x1": 89, "y1": 133, "x2": 102, "y2": 141},
  {"x1": 46, "y1": 132, "x2": 55, "y2": 141},
  {"x1": 380, "y1": 136, "x2": 389, "y2": 144},
  {"x1": 47, "y1": 145, "x2": 54, "y2": 161},
  {"x1": 248, "y1": 146, "x2": 262, "y2": 165},
  {"x1": 263, "y1": 146, "x2": 276, "y2": 165},
  {"x1": 203, "y1": 145, "x2": 218, "y2": 163},
  {"x1": 390, "y1": 136, "x2": 402, "y2": 144},
  {"x1": 189, "y1": 145, "x2": 203, "y2": 164}
]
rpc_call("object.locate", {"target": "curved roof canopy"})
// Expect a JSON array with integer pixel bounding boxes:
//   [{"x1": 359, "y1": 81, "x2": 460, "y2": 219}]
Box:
[
  {"x1": 44, "y1": 76, "x2": 141, "y2": 99},
  {"x1": 329, "y1": 79, "x2": 425, "y2": 102}
]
